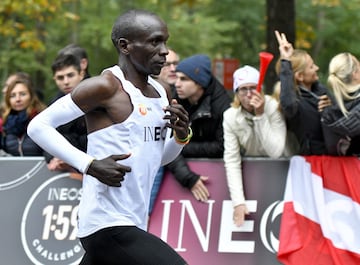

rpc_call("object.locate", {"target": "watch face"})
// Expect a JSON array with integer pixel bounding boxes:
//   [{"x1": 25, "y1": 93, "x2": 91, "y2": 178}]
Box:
[{"x1": 21, "y1": 173, "x2": 84, "y2": 265}]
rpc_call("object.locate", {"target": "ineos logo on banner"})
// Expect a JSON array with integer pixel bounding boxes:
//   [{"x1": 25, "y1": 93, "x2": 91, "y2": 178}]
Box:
[
  {"x1": 21, "y1": 173, "x2": 84, "y2": 265},
  {"x1": 149, "y1": 159, "x2": 288, "y2": 265},
  {"x1": 260, "y1": 200, "x2": 284, "y2": 253}
]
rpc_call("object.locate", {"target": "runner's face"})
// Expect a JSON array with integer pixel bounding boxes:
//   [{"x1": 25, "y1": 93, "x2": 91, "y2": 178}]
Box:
[{"x1": 128, "y1": 15, "x2": 169, "y2": 76}]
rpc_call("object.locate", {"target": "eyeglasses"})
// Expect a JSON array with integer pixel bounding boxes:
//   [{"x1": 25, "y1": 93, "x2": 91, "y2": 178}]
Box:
[
  {"x1": 237, "y1": 86, "x2": 257, "y2": 95},
  {"x1": 163, "y1": 61, "x2": 179, "y2": 67}
]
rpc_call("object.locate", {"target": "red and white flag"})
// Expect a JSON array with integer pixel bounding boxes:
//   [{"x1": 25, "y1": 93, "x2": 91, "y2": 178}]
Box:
[{"x1": 277, "y1": 156, "x2": 360, "y2": 265}]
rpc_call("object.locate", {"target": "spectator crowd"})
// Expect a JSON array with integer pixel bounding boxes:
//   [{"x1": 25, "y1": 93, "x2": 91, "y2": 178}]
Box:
[{"x1": 1, "y1": 28, "x2": 359, "y2": 231}]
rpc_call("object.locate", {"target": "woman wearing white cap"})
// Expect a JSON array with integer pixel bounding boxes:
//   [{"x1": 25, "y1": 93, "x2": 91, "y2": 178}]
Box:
[{"x1": 223, "y1": 65, "x2": 287, "y2": 227}]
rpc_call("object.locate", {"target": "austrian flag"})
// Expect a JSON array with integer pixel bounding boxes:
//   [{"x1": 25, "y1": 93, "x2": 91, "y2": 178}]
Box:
[{"x1": 277, "y1": 156, "x2": 360, "y2": 265}]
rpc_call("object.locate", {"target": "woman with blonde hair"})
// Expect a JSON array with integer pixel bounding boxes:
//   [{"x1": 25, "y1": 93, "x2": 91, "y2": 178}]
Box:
[
  {"x1": 1, "y1": 74, "x2": 46, "y2": 156},
  {"x1": 322, "y1": 52, "x2": 360, "y2": 155},
  {"x1": 275, "y1": 30, "x2": 332, "y2": 155}
]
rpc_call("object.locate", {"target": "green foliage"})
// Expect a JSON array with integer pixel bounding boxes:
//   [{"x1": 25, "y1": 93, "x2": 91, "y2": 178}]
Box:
[
  {"x1": 296, "y1": 0, "x2": 360, "y2": 83},
  {"x1": 204, "y1": 0, "x2": 266, "y2": 66},
  {"x1": 167, "y1": 9, "x2": 238, "y2": 59},
  {"x1": 2, "y1": 0, "x2": 360, "y2": 102}
]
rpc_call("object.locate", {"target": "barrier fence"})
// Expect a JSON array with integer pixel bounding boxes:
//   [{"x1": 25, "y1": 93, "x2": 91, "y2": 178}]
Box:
[{"x1": 0, "y1": 157, "x2": 288, "y2": 265}]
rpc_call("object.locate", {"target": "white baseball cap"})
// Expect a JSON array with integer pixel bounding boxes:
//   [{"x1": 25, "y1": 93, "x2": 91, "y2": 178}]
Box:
[{"x1": 233, "y1": 65, "x2": 259, "y2": 92}]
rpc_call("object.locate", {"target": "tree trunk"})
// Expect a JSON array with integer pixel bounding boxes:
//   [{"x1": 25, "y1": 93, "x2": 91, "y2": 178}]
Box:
[{"x1": 265, "y1": 0, "x2": 295, "y2": 94}]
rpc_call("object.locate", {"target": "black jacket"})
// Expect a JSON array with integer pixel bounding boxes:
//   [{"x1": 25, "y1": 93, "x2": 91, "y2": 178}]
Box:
[
  {"x1": 166, "y1": 77, "x2": 231, "y2": 188},
  {"x1": 279, "y1": 59, "x2": 332, "y2": 155},
  {"x1": 2, "y1": 133, "x2": 43, "y2": 156},
  {"x1": 321, "y1": 96, "x2": 360, "y2": 156},
  {"x1": 1, "y1": 111, "x2": 43, "y2": 156}
]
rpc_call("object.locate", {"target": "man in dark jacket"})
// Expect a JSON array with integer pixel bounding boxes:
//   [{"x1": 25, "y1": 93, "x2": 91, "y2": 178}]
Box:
[
  {"x1": 45, "y1": 53, "x2": 87, "y2": 175},
  {"x1": 166, "y1": 54, "x2": 232, "y2": 202}
]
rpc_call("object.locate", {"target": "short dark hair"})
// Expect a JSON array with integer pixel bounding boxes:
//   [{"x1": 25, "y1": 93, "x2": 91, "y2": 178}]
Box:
[
  {"x1": 111, "y1": 9, "x2": 159, "y2": 53},
  {"x1": 58, "y1": 44, "x2": 90, "y2": 76},
  {"x1": 51, "y1": 54, "x2": 81, "y2": 75},
  {"x1": 58, "y1": 44, "x2": 88, "y2": 60}
]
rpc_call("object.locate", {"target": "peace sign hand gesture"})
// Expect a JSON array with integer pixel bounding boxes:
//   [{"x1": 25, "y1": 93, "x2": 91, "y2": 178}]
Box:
[{"x1": 275, "y1": 30, "x2": 293, "y2": 60}]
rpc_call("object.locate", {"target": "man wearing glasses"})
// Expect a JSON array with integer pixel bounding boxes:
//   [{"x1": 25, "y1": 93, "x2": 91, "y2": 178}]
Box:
[{"x1": 157, "y1": 49, "x2": 179, "y2": 98}]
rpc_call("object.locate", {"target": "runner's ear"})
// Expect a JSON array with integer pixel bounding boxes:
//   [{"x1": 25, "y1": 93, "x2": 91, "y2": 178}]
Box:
[{"x1": 118, "y1": 38, "x2": 130, "y2": 55}]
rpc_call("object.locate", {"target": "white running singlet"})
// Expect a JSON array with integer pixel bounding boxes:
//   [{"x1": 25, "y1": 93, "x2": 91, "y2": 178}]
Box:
[{"x1": 77, "y1": 66, "x2": 170, "y2": 237}]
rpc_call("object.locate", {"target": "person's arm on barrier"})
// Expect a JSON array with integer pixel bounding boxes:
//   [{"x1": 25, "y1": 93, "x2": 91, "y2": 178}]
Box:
[
  {"x1": 223, "y1": 104, "x2": 250, "y2": 226},
  {"x1": 166, "y1": 154, "x2": 210, "y2": 202},
  {"x1": 233, "y1": 204, "x2": 249, "y2": 227}
]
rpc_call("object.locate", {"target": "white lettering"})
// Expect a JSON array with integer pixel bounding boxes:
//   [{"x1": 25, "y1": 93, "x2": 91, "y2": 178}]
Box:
[
  {"x1": 175, "y1": 200, "x2": 215, "y2": 252},
  {"x1": 31, "y1": 239, "x2": 82, "y2": 261},
  {"x1": 218, "y1": 200, "x2": 257, "y2": 253},
  {"x1": 74, "y1": 244, "x2": 82, "y2": 253},
  {"x1": 41, "y1": 249, "x2": 48, "y2": 258},
  {"x1": 47, "y1": 188, "x2": 82, "y2": 201},
  {"x1": 260, "y1": 201, "x2": 283, "y2": 253},
  {"x1": 157, "y1": 198, "x2": 288, "y2": 255},
  {"x1": 160, "y1": 200, "x2": 174, "y2": 241}
]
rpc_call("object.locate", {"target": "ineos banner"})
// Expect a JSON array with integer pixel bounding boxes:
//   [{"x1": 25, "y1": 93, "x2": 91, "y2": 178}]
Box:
[
  {"x1": 0, "y1": 157, "x2": 288, "y2": 264},
  {"x1": 0, "y1": 157, "x2": 84, "y2": 265},
  {"x1": 148, "y1": 159, "x2": 288, "y2": 265}
]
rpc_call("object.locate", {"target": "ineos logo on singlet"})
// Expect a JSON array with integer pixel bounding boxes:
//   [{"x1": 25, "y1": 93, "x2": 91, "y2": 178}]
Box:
[
  {"x1": 138, "y1": 103, "x2": 148, "y2": 116},
  {"x1": 144, "y1": 126, "x2": 167, "y2": 142}
]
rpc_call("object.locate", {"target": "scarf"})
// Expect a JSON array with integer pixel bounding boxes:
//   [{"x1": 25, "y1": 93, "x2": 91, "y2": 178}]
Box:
[{"x1": 3, "y1": 110, "x2": 30, "y2": 137}]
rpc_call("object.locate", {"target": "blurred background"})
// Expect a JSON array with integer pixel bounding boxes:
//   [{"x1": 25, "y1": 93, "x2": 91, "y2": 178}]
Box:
[{"x1": 0, "y1": 0, "x2": 356, "y2": 102}]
